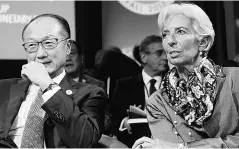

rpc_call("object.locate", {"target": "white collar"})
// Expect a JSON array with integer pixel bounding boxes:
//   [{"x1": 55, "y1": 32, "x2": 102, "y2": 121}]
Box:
[
  {"x1": 52, "y1": 69, "x2": 66, "y2": 84},
  {"x1": 142, "y1": 69, "x2": 161, "y2": 85}
]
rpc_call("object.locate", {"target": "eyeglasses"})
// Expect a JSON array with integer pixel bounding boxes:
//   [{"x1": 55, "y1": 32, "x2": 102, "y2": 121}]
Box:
[
  {"x1": 145, "y1": 50, "x2": 166, "y2": 57},
  {"x1": 22, "y1": 38, "x2": 70, "y2": 53}
]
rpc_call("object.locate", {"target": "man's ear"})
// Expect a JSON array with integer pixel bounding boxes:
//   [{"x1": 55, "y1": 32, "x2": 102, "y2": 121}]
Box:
[
  {"x1": 66, "y1": 39, "x2": 72, "y2": 55},
  {"x1": 199, "y1": 36, "x2": 210, "y2": 52},
  {"x1": 140, "y1": 52, "x2": 147, "y2": 64}
]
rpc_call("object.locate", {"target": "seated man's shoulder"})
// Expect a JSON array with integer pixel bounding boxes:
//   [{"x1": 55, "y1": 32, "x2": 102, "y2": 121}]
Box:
[
  {"x1": 83, "y1": 74, "x2": 105, "y2": 88},
  {"x1": 70, "y1": 81, "x2": 107, "y2": 106},
  {"x1": 74, "y1": 80, "x2": 106, "y2": 97},
  {"x1": 0, "y1": 78, "x2": 22, "y2": 106},
  {"x1": 0, "y1": 78, "x2": 21, "y2": 86},
  {"x1": 84, "y1": 74, "x2": 102, "y2": 83}
]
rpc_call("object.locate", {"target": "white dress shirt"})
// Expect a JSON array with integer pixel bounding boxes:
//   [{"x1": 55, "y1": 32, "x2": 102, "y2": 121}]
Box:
[
  {"x1": 142, "y1": 69, "x2": 162, "y2": 99},
  {"x1": 8, "y1": 70, "x2": 65, "y2": 148}
]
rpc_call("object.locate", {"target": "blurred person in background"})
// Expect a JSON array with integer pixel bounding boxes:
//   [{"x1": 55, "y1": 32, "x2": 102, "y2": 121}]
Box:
[
  {"x1": 65, "y1": 40, "x2": 105, "y2": 89},
  {"x1": 94, "y1": 46, "x2": 141, "y2": 99},
  {"x1": 111, "y1": 35, "x2": 168, "y2": 147}
]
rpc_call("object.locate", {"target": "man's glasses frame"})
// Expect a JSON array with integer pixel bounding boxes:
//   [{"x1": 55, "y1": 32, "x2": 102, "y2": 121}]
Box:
[
  {"x1": 145, "y1": 50, "x2": 166, "y2": 57},
  {"x1": 22, "y1": 37, "x2": 70, "y2": 53}
]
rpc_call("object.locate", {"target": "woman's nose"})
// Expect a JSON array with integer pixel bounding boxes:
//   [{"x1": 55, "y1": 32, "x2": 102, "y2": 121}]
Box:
[{"x1": 168, "y1": 34, "x2": 177, "y2": 47}]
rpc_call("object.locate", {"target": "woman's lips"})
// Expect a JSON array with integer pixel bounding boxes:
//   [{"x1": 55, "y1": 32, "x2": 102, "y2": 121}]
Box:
[{"x1": 169, "y1": 51, "x2": 181, "y2": 58}]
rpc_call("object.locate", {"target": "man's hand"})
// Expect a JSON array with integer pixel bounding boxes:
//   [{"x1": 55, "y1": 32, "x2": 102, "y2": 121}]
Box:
[
  {"x1": 132, "y1": 137, "x2": 178, "y2": 149},
  {"x1": 21, "y1": 61, "x2": 53, "y2": 90},
  {"x1": 132, "y1": 137, "x2": 156, "y2": 149}
]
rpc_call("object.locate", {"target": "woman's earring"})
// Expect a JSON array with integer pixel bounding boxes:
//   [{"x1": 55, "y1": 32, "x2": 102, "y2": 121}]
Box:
[
  {"x1": 199, "y1": 51, "x2": 206, "y2": 57},
  {"x1": 199, "y1": 51, "x2": 203, "y2": 56}
]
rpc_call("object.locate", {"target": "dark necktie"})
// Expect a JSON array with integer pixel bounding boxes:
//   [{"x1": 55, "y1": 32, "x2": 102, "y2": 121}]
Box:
[
  {"x1": 149, "y1": 79, "x2": 157, "y2": 96},
  {"x1": 21, "y1": 90, "x2": 45, "y2": 148}
]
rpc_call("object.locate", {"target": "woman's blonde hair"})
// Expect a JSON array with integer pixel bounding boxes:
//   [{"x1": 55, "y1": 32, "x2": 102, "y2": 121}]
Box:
[{"x1": 158, "y1": 3, "x2": 215, "y2": 53}]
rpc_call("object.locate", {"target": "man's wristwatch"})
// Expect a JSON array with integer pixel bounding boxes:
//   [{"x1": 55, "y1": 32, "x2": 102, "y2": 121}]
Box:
[{"x1": 42, "y1": 82, "x2": 58, "y2": 94}]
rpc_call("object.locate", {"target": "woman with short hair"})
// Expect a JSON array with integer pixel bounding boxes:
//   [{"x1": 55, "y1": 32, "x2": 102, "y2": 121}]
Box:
[{"x1": 133, "y1": 2, "x2": 239, "y2": 148}]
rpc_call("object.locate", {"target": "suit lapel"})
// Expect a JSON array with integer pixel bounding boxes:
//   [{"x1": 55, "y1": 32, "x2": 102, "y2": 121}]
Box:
[
  {"x1": 58, "y1": 75, "x2": 78, "y2": 97},
  {"x1": 4, "y1": 79, "x2": 30, "y2": 138},
  {"x1": 44, "y1": 75, "x2": 77, "y2": 148}
]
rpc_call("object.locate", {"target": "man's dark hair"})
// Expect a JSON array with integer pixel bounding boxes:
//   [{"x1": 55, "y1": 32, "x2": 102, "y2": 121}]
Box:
[
  {"x1": 139, "y1": 35, "x2": 162, "y2": 53},
  {"x1": 22, "y1": 13, "x2": 71, "y2": 40},
  {"x1": 95, "y1": 46, "x2": 121, "y2": 68},
  {"x1": 133, "y1": 44, "x2": 142, "y2": 64}
]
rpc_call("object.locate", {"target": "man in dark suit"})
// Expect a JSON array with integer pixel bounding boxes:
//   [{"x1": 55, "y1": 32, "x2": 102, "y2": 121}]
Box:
[
  {"x1": 94, "y1": 46, "x2": 142, "y2": 99},
  {"x1": 65, "y1": 40, "x2": 111, "y2": 135},
  {"x1": 0, "y1": 14, "x2": 106, "y2": 148},
  {"x1": 111, "y1": 35, "x2": 168, "y2": 147}
]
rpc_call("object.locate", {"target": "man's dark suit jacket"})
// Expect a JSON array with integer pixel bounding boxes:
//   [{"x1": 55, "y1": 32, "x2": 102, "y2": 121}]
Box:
[
  {"x1": 80, "y1": 74, "x2": 106, "y2": 91},
  {"x1": 79, "y1": 74, "x2": 111, "y2": 135},
  {"x1": 111, "y1": 73, "x2": 151, "y2": 147},
  {"x1": 0, "y1": 75, "x2": 107, "y2": 148}
]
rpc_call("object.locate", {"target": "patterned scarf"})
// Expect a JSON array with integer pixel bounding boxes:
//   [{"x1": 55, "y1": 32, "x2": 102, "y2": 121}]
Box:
[{"x1": 160, "y1": 58, "x2": 223, "y2": 127}]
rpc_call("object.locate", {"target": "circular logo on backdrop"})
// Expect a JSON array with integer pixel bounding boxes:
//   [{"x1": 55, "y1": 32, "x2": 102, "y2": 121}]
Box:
[{"x1": 118, "y1": 0, "x2": 174, "y2": 16}]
